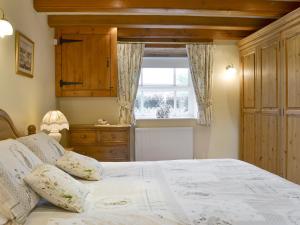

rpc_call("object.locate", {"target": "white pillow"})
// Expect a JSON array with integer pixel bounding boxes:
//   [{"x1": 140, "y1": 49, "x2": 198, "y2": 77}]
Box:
[
  {"x1": 56, "y1": 151, "x2": 103, "y2": 181},
  {"x1": 24, "y1": 164, "x2": 89, "y2": 213},
  {"x1": 0, "y1": 213, "x2": 8, "y2": 225},
  {"x1": 0, "y1": 139, "x2": 42, "y2": 224},
  {"x1": 17, "y1": 133, "x2": 65, "y2": 164}
]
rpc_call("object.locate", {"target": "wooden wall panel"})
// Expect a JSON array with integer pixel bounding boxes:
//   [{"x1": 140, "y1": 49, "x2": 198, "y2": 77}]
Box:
[
  {"x1": 261, "y1": 42, "x2": 279, "y2": 108},
  {"x1": 261, "y1": 114, "x2": 279, "y2": 175},
  {"x1": 286, "y1": 34, "x2": 300, "y2": 108},
  {"x1": 243, "y1": 53, "x2": 255, "y2": 108},
  {"x1": 243, "y1": 113, "x2": 256, "y2": 165},
  {"x1": 287, "y1": 116, "x2": 300, "y2": 184},
  {"x1": 285, "y1": 31, "x2": 300, "y2": 183}
]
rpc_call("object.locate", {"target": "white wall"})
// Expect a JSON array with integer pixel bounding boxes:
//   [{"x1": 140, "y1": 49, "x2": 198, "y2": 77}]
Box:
[
  {"x1": 58, "y1": 43, "x2": 240, "y2": 159},
  {"x1": 0, "y1": 0, "x2": 55, "y2": 134}
]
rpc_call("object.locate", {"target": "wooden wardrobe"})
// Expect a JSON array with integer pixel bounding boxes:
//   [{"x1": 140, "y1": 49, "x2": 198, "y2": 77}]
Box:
[{"x1": 239, "y1": 8, "x2": 300, "y2": 184}]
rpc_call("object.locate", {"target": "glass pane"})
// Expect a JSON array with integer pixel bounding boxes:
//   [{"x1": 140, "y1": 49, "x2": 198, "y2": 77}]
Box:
[
  {"x1": 176, "y1": 68, "x2": 189, "y2": 86},
  {"x1": 134, "y1": 90, "x2": 142, "y2": 113},
  {"x1": 142, "y1": 68, "x2": 174, "y2": 85},
  {"x1": 142, "y1": 91, "x2": 174, "y2": 118},
  {"x1": 176, "y1": 91, "x2": 189, "y2": 113}
]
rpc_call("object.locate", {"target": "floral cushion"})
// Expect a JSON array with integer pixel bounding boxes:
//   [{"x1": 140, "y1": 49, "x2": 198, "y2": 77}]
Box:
[
  {"x1": 24, "y1": 164, "x2": 89, "y2": 213},
  {"x1": 56, "y1": 151, "x2": 103, "y2": 181},
  {"x1": 17, "y1": 133, "x2": 65, "y2": 164},
  {"x1": 0, "y1": 139, "x2": 42, "y2": 224}
]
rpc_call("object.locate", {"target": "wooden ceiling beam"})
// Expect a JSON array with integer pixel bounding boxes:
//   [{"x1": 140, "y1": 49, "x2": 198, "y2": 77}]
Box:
[
  {"x1": 118, "y1": 28, "x2": 253, "y2": 41},
  {"x1": 48, "y1": 15, "x2": 274, "y2": 31},
  {"x1": 118, "y1": 37, "x2": 213, "y2": 43},
  {"x1": 145, "y1": 43, "x2": 187, "y2": 48},
  {"x1": 35, "y1": 0, "x2": 300, "y2": 19}
]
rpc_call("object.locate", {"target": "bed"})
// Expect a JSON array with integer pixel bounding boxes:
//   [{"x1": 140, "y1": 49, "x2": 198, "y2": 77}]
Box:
[{"x1": 1, "y1": 109, "x2": 300, "y2": 225}]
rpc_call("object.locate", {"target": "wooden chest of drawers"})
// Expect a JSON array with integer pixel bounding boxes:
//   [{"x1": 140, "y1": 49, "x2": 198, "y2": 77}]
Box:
[{"x1": 69, "y1": 125, "x2": 130, "y2": 162}]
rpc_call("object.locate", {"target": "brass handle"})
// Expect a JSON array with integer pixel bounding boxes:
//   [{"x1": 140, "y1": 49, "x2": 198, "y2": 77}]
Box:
[{"x1": 80, "y1": 134, "x2": 87, "y2": 139}]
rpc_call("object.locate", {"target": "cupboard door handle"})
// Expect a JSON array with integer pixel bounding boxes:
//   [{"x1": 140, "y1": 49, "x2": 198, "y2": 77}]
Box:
[{"x1": 107, "y1": 58, "x2": 110, "y2": 68}]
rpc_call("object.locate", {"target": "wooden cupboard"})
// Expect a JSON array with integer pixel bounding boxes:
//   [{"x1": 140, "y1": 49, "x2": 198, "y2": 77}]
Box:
[
  {"x1": 69, "y1": 125, "x2": 131, "y2": 162},
  {"x1": 239, "y1": 8, "x2": 300, "y2": 182},
  {"x1": 55, "y1": 27, "x2": 117, "y2": 97}
]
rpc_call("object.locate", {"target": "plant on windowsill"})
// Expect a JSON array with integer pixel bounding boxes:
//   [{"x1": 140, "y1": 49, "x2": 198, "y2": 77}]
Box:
[{"x1": 156, "y1": 101, "x2": 171, "y2": 119}]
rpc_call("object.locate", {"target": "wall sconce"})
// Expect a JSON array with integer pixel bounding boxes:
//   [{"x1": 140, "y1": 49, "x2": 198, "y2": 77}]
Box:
[
  {"x1": 0, "y1": 8, "x2": 13, "y2": 38},
  {"x1": 225, "y1": 64, "x2": 237, "y2": 80}
]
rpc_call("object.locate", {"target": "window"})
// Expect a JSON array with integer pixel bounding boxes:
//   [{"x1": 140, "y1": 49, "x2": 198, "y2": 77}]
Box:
[{"x1": 135, "y1": 58, "x2": 197, "y2": 119}]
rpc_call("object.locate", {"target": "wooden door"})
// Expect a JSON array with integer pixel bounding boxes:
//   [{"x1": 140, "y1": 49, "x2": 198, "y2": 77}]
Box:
[
  {"x1": 61, "y1": 34, "x2": 85, "y2": 91},
  {"x1": 241, "y1": 51, "x2": 258, "y2": 165},
  {"x1": 284, "y1": 27, "x2": 300, "y2": 184},
  {"x1": 259, "y1": 40, "x2": 282, "y2": 176},
  {"x1": 55, "y1": 27, "x2": 118, "y2": 97}
]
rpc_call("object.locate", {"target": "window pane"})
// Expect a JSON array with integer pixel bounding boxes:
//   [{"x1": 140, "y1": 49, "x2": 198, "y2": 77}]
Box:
[
  {"x1": 176, "y1": 91, "x2": 189, "y2": 113},
  {"x1": 142, "y1": 91, "x2": 174, "y2": 118},
  {"x1": 135, "y1": 90, "x2": 142, "y2": 113},
  {"x1": 176, "y1": 68, "x2": 189, "y2": 86},
  {"x1": 142, "y1": 68, "x2": 174, "y2": 85}
]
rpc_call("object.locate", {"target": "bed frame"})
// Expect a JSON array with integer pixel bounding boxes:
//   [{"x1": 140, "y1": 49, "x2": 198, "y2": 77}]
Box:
[{"x1": 0, "y1": 109, "x2": 20, "y2": 140}]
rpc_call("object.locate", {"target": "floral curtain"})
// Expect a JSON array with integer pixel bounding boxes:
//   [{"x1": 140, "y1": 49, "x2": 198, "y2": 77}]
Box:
[
  {"x1": 186, "y1": 43, "x2": 213, "y2": 126},
  {"x1": 117, "y1": 43, "x2": 145, "y2": 125}
]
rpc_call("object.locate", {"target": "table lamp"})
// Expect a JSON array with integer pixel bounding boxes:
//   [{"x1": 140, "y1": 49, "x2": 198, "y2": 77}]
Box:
[{"x1": 40, "y1": 110, "x2": 69, "y2": 142}]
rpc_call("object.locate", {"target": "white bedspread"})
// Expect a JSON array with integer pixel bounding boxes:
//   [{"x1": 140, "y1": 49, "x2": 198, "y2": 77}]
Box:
[{"x1": 25, "y1": 159, "x2": 300, "y2": 225}]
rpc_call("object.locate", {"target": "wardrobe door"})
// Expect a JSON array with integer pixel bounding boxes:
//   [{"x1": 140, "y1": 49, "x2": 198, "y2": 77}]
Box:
[
  {"x1": 241, "y1": 51, "x2": 258, "y2": 165},
  {"x1": 284, "y1": 27, "x2": 300, "y2": 184},
  {"x1": 259, "y1": 40, "x2": 282, "y2": 176}
]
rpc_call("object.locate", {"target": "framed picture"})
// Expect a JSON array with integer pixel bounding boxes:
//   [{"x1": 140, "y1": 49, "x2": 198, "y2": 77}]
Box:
[{"x1": 15, "y1": 31, "x2": 34, "y2": 78}]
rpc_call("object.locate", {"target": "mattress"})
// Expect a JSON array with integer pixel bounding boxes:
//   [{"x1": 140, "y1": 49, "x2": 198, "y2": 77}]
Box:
[{"x1": 25, "y1": 159, "x2": 300, "y2": 225}]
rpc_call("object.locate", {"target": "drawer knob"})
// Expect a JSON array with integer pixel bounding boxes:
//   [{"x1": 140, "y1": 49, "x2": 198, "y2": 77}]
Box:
[{"x1": 80, "y1": 134, "x2": 87, "y2": 139}]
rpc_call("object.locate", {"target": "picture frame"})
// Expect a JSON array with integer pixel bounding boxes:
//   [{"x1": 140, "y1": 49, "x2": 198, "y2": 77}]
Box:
[{"x1": 15, "y1": 31, "x2": 34, "y2": 78}]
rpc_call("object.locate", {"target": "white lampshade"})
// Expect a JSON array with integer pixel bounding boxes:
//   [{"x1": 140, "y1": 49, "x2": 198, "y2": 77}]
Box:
[
  {"x1": 40, "y1": 110, "x2": 69, "y2": 132},
  {"x1": 0, "y1": 19, "x2": 13, "y2": 38}
]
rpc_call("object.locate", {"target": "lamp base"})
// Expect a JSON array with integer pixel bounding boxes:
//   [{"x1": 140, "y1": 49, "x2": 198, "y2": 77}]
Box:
[{"x1": 48, "y1": 132, "x2": 62, "y2": 142}]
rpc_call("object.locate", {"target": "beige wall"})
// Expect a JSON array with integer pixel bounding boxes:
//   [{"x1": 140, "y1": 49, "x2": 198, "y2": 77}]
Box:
[
  {"x1": 58, "y1": 43, "x2": 240, "y2": 159},
  {"x1": 0, "y1": 0, "x2": 55, "y2": 134}
]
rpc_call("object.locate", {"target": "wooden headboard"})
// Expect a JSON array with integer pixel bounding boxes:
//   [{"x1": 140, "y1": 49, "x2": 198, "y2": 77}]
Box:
[{"x1": 0, "y1": 109, "x2": 20, "y2": 140}]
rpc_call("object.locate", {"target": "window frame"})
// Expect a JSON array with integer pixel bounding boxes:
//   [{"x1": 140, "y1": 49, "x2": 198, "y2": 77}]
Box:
[{"x1": 135, "y1": 58, "x2": 197, "y2": 119}]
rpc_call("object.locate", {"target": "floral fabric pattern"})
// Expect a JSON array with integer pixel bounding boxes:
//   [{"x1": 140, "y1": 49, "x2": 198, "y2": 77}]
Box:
[
  {"x1": 117, "y1": 43, "x2": 144, "y2": 125},
  {"x1": 24, "y1": 164, "x2": 89, "y2": 213},
  {"x1": 0, "y1": 139, "x2": 42, "y2": 224},
  {"x1": 186, "y1": 44, "x2": 213, "y2": 126},
  {"x1": 18, "y1": 133, "x2": 65, "y2": 165},
  {"x1": 56, "y1": 151, "x2": 103, "y2": 181},
  {"x1": 25, "y1": 159, "x2": 300, "y2": 225}
]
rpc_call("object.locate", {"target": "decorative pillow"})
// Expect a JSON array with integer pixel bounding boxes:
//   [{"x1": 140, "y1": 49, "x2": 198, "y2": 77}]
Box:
[
  {"x1": 0, "y1": 214, "x2": 7, "y2": 225},
  {"x1": 0, "y1": 139, "x2": 42, "y2": 224},
  {"x1": 56, "y1": 151, "x2": 103, "y2": 181},
  {"x1": 24, "y1": 164, "x2": 89, "y2": 213},
  {"x1": 17, "y1": 132, "x2": 65, "y2": 164}
]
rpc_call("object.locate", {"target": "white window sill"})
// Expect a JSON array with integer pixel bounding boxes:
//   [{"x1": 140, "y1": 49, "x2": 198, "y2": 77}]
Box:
[{"x1": 136, "y1": 118, "x2": 197, "y2": 122}]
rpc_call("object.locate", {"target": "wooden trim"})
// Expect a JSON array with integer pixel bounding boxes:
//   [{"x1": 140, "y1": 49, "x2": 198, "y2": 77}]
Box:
[
  {"x1": 145, "y1": 43, "x2": 186, "y2": 48},
  {"x1": 34, "y1": 0, "x2": 299, "y2": 19},
  {"x1": 239, "y1": 7, "x2": 300, "y2": 50},
  {"x1": 118, "y1": 28, "x2": 252, "y2": 41},
  {"x1": 48, "y1": 15, "x2": 274, "y2": 31},
  {"x1": 110, "y1": 27, "x2": 118, "y2": 97}
]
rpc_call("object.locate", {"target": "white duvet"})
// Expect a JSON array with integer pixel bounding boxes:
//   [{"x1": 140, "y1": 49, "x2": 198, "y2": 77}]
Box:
[{"x1": 25, "y1": 159, "x2": 300, "y2": 225}]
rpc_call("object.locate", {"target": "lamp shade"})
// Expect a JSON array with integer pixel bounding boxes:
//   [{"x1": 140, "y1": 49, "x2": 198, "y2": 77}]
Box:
[
  {"x1": 0, "y1": 19, "x2": 13, "y2": 38},
  {"x1": 40, "y1": 110, "x2": 69, "y2": 132}
]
